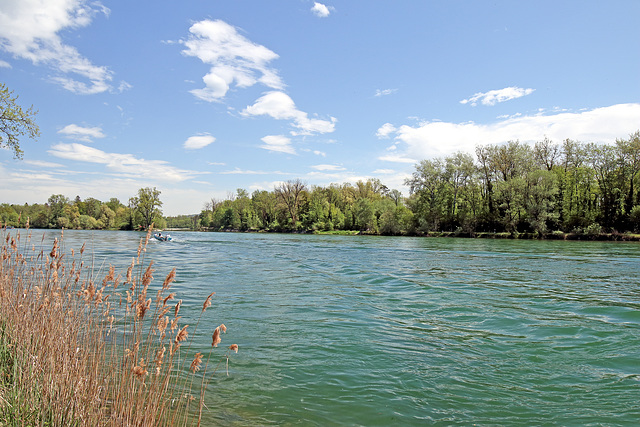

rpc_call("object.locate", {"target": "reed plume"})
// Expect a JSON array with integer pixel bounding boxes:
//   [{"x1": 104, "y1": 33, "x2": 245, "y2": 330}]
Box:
[{"x1": 0, "y1": 225, "x2": 238, "y2": 426}]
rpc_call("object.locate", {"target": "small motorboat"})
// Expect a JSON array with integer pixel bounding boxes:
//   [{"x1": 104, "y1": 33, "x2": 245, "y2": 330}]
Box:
[{"x1": 154, "y1": 232, "x2": 172, "y2": 241}]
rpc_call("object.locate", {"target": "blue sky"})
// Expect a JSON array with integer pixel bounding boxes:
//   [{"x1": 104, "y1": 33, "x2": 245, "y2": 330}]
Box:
[{"x1": 1, "y1": 0, "x2": 639, "y2": 215}]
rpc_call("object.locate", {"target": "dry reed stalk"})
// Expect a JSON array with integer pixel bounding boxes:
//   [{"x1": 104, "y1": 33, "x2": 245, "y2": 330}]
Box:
[{"x1": 0, "y1": 226, "x2": 238, "y2": 426}]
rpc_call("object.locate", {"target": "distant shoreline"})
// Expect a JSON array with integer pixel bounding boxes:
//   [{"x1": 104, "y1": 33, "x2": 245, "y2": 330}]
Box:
[
  {"x1": 186, "y1": 228, "x2": 640, "y2": 242},
  {"x1": 8, "y1": 226, "x2": 640, "y2": 241}
]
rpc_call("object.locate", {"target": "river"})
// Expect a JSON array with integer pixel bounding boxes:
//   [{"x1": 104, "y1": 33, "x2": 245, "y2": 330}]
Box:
[{"x1": 21, "y1": 230, "x2": 640, "y2": 425}]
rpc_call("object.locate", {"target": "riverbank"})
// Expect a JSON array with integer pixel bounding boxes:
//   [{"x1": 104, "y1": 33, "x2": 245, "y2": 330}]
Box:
[
  {"x1": 417, "y1": 230, "x2": 640, "y2": 241},
  {"x1": 195, "y1": 227, "x2": 640, "y2": 241}
]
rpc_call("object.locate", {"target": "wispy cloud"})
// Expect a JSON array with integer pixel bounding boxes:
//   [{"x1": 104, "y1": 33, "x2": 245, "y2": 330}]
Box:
[
  {"x1": 243, "y1": 91, "x2": 336, "y2": 135},
  {"x1": 259, "y1": 135, "x2": 296, "y2": 154},
  {"x1": 48, "y1": 143, "x2": 200, "y2": 182},
  {"x1": 460, "y1": 86, "x2": 535, "y2": 106},
  {"x1": 375, "y1": 88, "x2": 397, "y2": 97},
  {"x1": 220, "y1": 168, "x2": 291, "y2": 175},
  {"x1": 0, "y1": 0, "x2": 114, "y2": 94},
  {"x1": 311, "y1": 2, "x2": 333, "y2": 18},
  {"x1": 0, "y1": 60, "x2": 10, "y2": 68},
  {"x1": 181, "y1": 19, "x2": 283, "y2": 101},
  {"x1": 310, "y1": 164, "x2": 345, "y2": 171},
  {"x1": 23, "y1": 160, "x2": 64, "y2": 168},
  {"x1": 58, "y1": 124, "x2": 105, "y2": 142},
  {"x1": 184, "y1": 134, "x2": 216, "y2": 150},
  {"x1": 378, "y1": 103, "x2": 640, "y2": 162}
]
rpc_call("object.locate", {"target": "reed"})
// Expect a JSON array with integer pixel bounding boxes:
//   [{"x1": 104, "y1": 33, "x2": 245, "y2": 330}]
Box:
[{"x1": 0, "y1": 225, "x2": 238, "y2": 426}]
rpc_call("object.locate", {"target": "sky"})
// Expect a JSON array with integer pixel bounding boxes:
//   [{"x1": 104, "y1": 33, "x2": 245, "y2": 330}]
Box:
[{"x1": 1, "y1": 0, "x2": 639, "y2": 216}]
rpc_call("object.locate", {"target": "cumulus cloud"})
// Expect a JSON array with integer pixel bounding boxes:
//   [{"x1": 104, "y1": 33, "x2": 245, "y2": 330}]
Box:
[
  {"x1": 0, "y1": 0, "x2": 114, "y2": 94},
  {"x1": 260, "y1": 135, "x2": 296, "y2": 154},
  {"x1": 460, "y1": 86, "x2": 535, "y2": 106},
  {"x1": 48, "y1": 143, "x2": 199, "y2": 182},
  {"x1": 378, "y1": 103, "x2": 640, "y2": 163},
  {"x1": 242, "y1": 91, "x2": 336, "y2": 135},
  {"x1": 58, "y1": 124, "x2": 105, "y2": 142},
  {"x1": 184, "y1": 134, "x2": 216, "y2": 150},
  {"x1": 311, "y1": 2, "x2": 332, "y2": 18},
  {"x1": 376, "y1": 123, "x2": 396, "y2": 139},
  {"x1": 181, "y1": 19, "x2": 284, "y2": 101}
]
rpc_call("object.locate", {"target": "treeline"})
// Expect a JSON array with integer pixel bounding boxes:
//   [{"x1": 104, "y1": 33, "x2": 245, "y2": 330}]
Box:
[
  {"x1": 0, "y1": 187, "x2": 164, "y2": 230},
  {"x1": 198, "y1": 131, "x2": 640, "y2": 236}
]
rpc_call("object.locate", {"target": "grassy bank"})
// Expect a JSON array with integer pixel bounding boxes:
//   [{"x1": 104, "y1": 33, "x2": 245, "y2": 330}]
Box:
[{"x1": 0, "y1": 227, "x2": 237, "y2": 426}]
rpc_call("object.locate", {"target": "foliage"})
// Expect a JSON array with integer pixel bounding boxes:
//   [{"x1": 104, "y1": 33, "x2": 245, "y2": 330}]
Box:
[
  {"x1": 0, "y1": 83, "x2": 40, "y2": 159},
  {"x1": 131, "y1": 187, "x2": 163, "y2": 229},
  {"x1": 0, "y1": 190, "x2": 162, "y2": 231},
  {"x1": 3, "y1": 130, "x2": 640, "y2": 238}
]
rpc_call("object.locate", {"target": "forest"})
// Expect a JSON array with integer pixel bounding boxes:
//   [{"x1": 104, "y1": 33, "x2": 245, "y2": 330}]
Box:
[
  {"x1": 198, "y1": 132, "x2": 640, "y2": 237},
  {"x1": 2, "y1": 132, "x2": 640, "y2": 238},
  {"x1": 0, "y1": 187, "x2": 165, "y2": 230}
]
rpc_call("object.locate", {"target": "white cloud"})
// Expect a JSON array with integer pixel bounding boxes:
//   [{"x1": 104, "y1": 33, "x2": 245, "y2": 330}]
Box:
[
  {"x1": 58, "y1": 124, "x2": 105, "y2": 142},
  {"x1": 220, "y1": 168, "x2": 290, "y2": 175},
  {"x1": 0, "y1": 60, "x2": 11, "y2": 68},
  {"x1": 375, "y1": 88, "x2": 397, "y2": 97},
  {"x1": 379, "y1": 103, "x2": 640, "y2": 162},
  {"x1": 243, "y1": 91, "x2": 336, "y2": 135},
  {"x1": 313, "y1": 150, "x2": 326, "y2": 157},
  {"x1": 0, "y1": 0, "x2": 113, "y2": 94},
  {"x1": 311, "y1": 2, "x2": 332, "y2": 18},
  {"x1": 372, "y1": 169, "x2": 396, "y2": 175},
  {"x1": 460, "y1": 86, "x2": 535, "y2": 106},
  {"x1": 184, "y1": 134, "x2": 216, "y2": 150},
  {"x1": 23, "y1": 160, "x2": 64, "y2": 168},
  {"x1": 376, "y1": 122, "x2": 396, "y2": 139},
  {"x1": 181, "y1": 19, "x2": 284, "y2": 101},
  {"x1": 378, "y1": 154, "x2": 416, "y2": 164},
  {"x1": 311, "y1": 164, "x2": 345, "y2": 171},
  {"x1": 260, "y1": 135, "x2": 296, "y2": 154},
  {"x1": 48, "y1": 143, "x2": 199, "y2": 182}
]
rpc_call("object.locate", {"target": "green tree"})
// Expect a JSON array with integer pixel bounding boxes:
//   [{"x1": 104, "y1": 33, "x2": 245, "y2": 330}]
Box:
[
  {"x1": 587, "y1": 143, "x2": 622, "y2": 229},
  {"x1": 616, "y1": 131, "x2": 640, "y2": 216},
  {"x1": 353, "y1": 198, "x2": 375, "y2": 231},
  {"x1": 252, "y1": 190, "x2": 277, "y2": 229},
  {"x1": 98, "y1": 204, "x2": 116, "y2": 229},
  {"x1": 275, "y1": 179, "x2": 307, "y2": 229},
  {"x1": 405, "y1": 158, "x2": 447, "y2": 231},
  {"x1": 132, "y1": 187, "x2": 163, "y2": 229},
  {"x1": 0, "y1": 83, "x2": 40, "y2": 159},
  {"x1": 82, "y1": 197, "x2": 102, "y2": 218},
  {"x1": 0, "y1": 204, "x2": 19, "y2": 227},
  {"x1": 47, "y1": 194, "x2": 70, "y2": 228},
  {"x1": 524, "y1": 169, "x2": 559, "y2": 235}
]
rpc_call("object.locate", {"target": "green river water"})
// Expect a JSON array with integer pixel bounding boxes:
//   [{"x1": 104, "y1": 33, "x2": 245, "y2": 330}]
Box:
[{"x1": 23, "y1": 230, "x2": 640, "y2": 425}]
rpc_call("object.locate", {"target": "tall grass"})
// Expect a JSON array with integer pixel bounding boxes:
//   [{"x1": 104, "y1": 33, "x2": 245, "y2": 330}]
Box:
[{"x1": 0, "y1": 224, "x2": 237, "y2": 426}]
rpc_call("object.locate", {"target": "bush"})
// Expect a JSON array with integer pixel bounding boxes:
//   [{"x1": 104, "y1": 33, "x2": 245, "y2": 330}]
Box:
[{"x1": 584, "y1": 223, "x2": 603, "y2": 237}]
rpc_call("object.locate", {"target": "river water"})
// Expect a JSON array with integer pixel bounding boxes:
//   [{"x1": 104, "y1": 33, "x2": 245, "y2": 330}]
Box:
[{"x1": 19, "y1": 230, "x2": 640, "y2": 425}]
